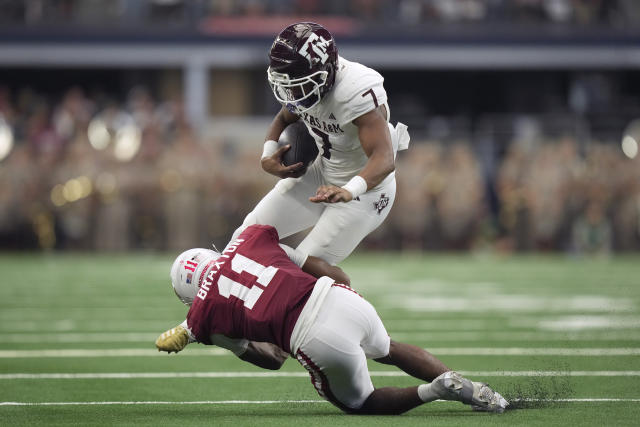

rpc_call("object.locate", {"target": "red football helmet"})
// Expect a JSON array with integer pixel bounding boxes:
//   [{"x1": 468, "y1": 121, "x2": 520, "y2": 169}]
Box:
[{"x1": 267, "y1": 22, "x2": 339, "y2": 114}]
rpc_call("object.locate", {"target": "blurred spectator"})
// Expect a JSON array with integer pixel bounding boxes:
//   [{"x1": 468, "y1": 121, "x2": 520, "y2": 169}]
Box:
[
  {"x1": 571, "y1": 199, "x2": 612, "y2": 255},
  {"x1": 93, "y1": 156, "x2": 134, "y2": 251},
  {"x1": 128, "y1": 124, "x2": 164, "y2": 249},
  {"x1": 436, "y1": 143, "x2": 485, "y2": 249},
  {"x1": 159, "y1": 125, "x2": 209, "y2": 250},
  {"x1": 0, "y1": 0, "x2": 636, "y2": 28},
  {"x1": 496, "y1": 135, "x2": 535, "y2": 251},
  {"x1": 525, "y1": 138, "x2": 579, "y2": 249},
  {"x1": 611, "y1": 151, "x2": 640, "y2": 250},
  {"x1": 51, "y1": 133, "x2": 98, "y2": 249},
  {"x1": 0, "y1": 144, "x2": 40, "y2": 248},
  {"x1": 392, "y1": 142, "x2": 443, "y2": 250}
]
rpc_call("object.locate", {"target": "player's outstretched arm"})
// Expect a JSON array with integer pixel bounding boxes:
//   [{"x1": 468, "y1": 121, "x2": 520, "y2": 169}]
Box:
[
  {"x1": 302, "y1": 255, "x2": 350, "y2": 286},
  {"x1": 261, "y1": 107, "x2": 304, "y2": 178},
  {"x1": 238, "y1": 341, "x2": 289, "y2": 370}
]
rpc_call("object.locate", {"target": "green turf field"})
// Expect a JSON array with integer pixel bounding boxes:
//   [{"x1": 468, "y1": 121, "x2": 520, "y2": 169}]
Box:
[{"x1": 1, "y1": 252, "x2": 639, "y2": 426}]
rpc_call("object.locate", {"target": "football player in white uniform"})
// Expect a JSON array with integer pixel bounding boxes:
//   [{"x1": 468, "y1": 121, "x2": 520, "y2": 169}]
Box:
[{"x1": 230, "y1": 22, "x2": 410, "y2": 265}]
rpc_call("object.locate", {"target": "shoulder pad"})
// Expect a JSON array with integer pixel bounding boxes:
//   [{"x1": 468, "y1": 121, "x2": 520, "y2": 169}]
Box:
[{"x1": 333, "y1": 59, "x2": 384, "y2": 104}]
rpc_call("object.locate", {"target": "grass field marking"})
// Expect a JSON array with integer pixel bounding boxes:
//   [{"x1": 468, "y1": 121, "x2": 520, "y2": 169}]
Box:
[
  {"x1": 0, "y1": 320, "x2": 179, "y2": 333},
  {"x1": 0, "y1": 348, "x2": 228, "y2": 358},
  {"x1": 0, "y1": 400, "x2": 326, "y2": 406},
  {"x1": 2, "y1": 398, "x2": 640, "y2": 407},
  {"x1": 0, "y1": 372, "x2": 308, "y2": 379},
  {"x1": 2, "y1": 347, "x2": 639, "y2": 358},
  {"x1": 430, "y1": 347, "x2": 640, "y2": 356},
  {"x1": 389, "y1": 330, "x2": 640, "y2": 342},
  {"x1": 2, "y1": 371, "x2": 639, "y2": 380},
  {"x1": 0, "y1": 332, "x2": 158, "y2": 343},
  {"x1": 516, "y1": 398, "x2": 640, "y2": 402},
  {"x1": 535, "y1": 315, "x2": 640, "y2": 331},
  {"x1": 4, "y1": 330, "x2": 640, "y2": 343},
  {"x1": 460, "y1": 370, "x2": 640, "y2": 377},
  {"x1": 388, "y1": 295, "x2": 636, "y2": 313}
]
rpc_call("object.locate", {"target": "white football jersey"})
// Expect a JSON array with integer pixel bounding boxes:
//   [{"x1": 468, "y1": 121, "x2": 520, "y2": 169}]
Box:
[{"x1": 298, "y1": 56, "x2": 390, "y2": 187}]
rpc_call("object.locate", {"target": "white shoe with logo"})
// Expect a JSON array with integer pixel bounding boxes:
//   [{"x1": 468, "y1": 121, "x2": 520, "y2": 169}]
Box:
[{"x1": 430, "y1": 371, "x2": 509, "y2": 413}]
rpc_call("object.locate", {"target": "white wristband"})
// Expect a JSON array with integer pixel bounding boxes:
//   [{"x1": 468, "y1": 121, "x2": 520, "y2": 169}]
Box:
[
  {"x1": 179, "y1": 319, "x2": 196, "y2": 343},
  {"x1": 341, "y1": 175, "x2": 368, "y2": 198},
  {"x1": 261, "y1": 140, "x2": 279, "y2": 159}
]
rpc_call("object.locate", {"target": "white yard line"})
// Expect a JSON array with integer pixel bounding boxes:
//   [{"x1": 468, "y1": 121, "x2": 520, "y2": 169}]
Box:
[
  {"x1": 0, "y1": 333, "x2": 157, "y2": 343},
  {"x1": 1, "y1": 371, "x2": 639, "y2": 380},
  {"x1": 429, "y1": 348, "x2": 640, "y2": 356},
  {"x1": 388, "y1": 295, "x2": 636, "y2": 313},
  {"x1": 0, "y1": 400, "x2": 326, "y2": 406},
  {"x1": 0, "y1": 348, "x2": 228, "y2": 358},
  {"x1": 539, "y1": 398, "x2": 640, "y2": 402},
  {"x1": 1, "y1": 398, "x2": 639, "y2": 406},
  {"x1": 389, "y1": 331, "x2": 640, "y2": 342},
  {"x1": 459, "y1": 371, "x2": 640, "y2": 377},
  {"x1": 0, "y1": 372, "x2": 309, "y2": 379},
  {"x1": 1, "y1": 347, "x2": 638, "y2": 358},
  {"x1": 3, "y1": 330, "x2": 640, "y2": 343}
]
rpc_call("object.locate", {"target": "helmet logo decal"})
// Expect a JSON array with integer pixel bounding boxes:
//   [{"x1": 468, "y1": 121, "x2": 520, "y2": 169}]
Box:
[
  {"x1": 298, "y1": 32, "x2": 330, "y2": 66},
  {"x1": 184, "y1": 260, "x2": 198, "y2": 273}
]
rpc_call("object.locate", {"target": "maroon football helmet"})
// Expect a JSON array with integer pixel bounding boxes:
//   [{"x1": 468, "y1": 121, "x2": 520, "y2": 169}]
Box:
[{"x1": 267, "y1": 22, "x2": 338, "y2": 114}]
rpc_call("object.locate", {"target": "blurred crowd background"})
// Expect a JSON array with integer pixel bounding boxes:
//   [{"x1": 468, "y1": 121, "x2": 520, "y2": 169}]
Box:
[
  {"x1": 1, "y1": 0, "x2": 639, "y2": 254},
  {"x1": 1, "y1": 0, "x2": 640, "y2": 27}
]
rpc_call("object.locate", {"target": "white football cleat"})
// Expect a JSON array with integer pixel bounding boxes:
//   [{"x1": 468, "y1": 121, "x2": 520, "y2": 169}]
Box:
[
  {"x1": 470, "y1": 382, "x2": 509, "y2": 413},
  {"x1": 430, "y1": 371, "x2": 509, "y2": 413}
]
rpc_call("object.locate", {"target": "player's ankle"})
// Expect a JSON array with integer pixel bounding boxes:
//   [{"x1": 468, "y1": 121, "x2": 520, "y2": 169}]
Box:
[{"x1": 417, "y1": 383, "x2": 439, "y2": 403}]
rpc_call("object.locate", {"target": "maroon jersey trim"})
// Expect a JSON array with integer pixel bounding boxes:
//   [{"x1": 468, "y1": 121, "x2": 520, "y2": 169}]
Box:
[
  {"x1": 331, "y1": 283, "x2": 362, "y2": 298},
  {"x1": 296, "y1": 349, "x2": 351, "y2": 412}
]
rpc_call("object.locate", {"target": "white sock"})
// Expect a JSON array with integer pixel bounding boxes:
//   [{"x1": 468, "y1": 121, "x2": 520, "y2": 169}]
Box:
[{"x1": 417, "y1": 383, "x2": 440, "y2": 403}]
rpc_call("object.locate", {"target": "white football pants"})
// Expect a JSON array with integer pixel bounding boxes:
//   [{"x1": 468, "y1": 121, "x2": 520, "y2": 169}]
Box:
[
  {"x1": 295, "y1": 284, "x2": 391, "y2": 410},
  {"x1": 230, "y1": 159, "x2": 396, "y2": 265}
]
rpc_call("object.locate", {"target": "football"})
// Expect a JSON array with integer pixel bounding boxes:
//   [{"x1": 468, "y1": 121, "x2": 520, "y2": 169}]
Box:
[{"x1": 278, "y1": 121, "x2": 319, "y2": 171}]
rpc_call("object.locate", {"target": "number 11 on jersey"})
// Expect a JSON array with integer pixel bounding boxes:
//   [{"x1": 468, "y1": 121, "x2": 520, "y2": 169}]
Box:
[{"x1": 217, "y1": 254, "x2": 278, "y2": 309}]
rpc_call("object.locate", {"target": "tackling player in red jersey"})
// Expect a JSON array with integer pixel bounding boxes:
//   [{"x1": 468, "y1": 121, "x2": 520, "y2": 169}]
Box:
[{"x1": 156, "y1": 225, "x2": 508, "y2": 415}]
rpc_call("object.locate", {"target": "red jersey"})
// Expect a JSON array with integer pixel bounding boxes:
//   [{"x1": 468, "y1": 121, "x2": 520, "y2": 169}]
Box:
[{"x1": 186, "y1": 225, "x2": 318, "y2": 354}]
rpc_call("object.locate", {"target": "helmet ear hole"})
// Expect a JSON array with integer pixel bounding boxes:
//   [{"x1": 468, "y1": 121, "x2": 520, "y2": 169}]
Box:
[{"x1": 322, "y1": 62, "x2": 336, "y2": 97}]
